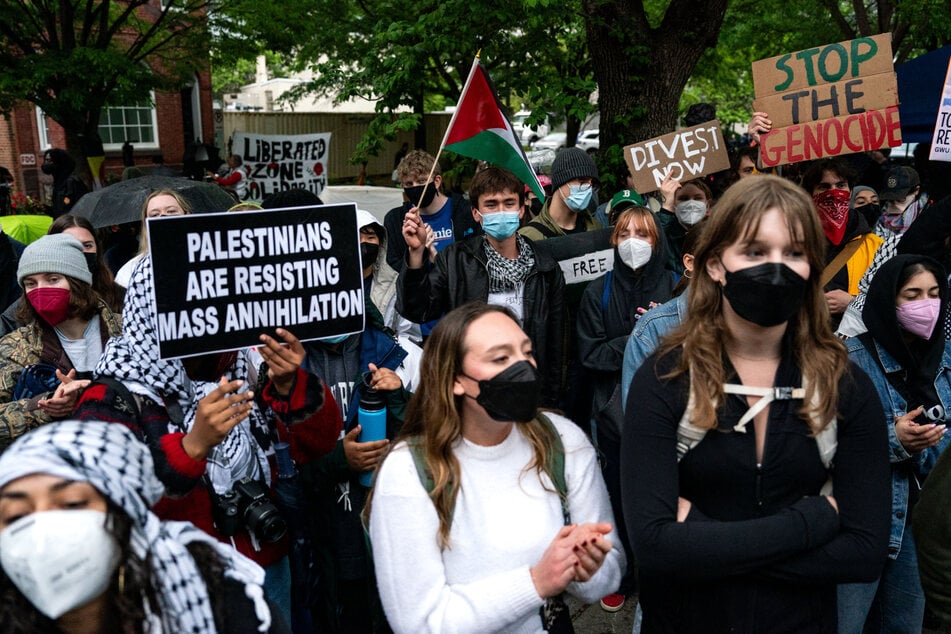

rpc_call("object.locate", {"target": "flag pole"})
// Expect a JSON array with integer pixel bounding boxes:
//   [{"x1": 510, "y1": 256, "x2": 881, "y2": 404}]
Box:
[{"x1": 413, "y1": 52, "x2": 481, "y2": 210}]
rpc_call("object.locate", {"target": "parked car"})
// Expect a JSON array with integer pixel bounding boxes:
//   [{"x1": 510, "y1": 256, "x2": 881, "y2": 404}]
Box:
[
  {"x1": 512, "y1": 111, "x2": 551, "y2": 148},
  {"x1": 887, "y1": 142, "x2": 919, "y2": 166},
  {"x1": 532, "y1": 132, "x2": 567, "y2": 152},
  {"x1": 576, "y1": 129, "x2": 599, "y2": 154}
]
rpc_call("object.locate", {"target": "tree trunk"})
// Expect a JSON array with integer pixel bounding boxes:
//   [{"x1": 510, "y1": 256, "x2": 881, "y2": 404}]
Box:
[
  {"x1": 413, "y1": 89, "x2": 427, "y2": 152},
  {"x1": 585, "y1": 0, "x2": 729, "y2": 193}
]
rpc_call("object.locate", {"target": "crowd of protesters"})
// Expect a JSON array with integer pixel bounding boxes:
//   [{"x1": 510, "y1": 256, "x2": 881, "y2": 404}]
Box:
[{"x1": 2, "y1": 105, "x2": 951, "y2": 634}]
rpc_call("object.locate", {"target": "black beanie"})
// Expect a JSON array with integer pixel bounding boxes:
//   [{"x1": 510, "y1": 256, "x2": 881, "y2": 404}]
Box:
[{"x1": 551, "y1": 148, "x2": 599, "y2": 191}]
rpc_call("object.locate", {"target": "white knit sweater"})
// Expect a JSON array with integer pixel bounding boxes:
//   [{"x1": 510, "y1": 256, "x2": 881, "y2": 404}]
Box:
[{"x1": 369, "y1": 413, "x2": 624, "y2": 634}]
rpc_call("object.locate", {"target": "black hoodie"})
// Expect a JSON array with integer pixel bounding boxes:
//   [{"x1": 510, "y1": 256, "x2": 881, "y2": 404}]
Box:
[
  {"x1": 862, "y1": 254, "x2": 948, "y2": 420},
  {"x1": 42, "y1": 149, "x2": 88, "y2": 217}
]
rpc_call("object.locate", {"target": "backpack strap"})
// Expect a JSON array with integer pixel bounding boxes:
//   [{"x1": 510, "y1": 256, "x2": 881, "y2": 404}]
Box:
[
  {"x1": 526, "y1": 220, "x2": 559, "y2": 239},
  {"x1": 676, "y1": 375, "x2": 836, "y2": 490},
  {"x1": 407, "y1": 414, "x2": 570, "y2": 532},
  {"x1": 600, "y1": 271, "x2": 613, "y2": 316}
]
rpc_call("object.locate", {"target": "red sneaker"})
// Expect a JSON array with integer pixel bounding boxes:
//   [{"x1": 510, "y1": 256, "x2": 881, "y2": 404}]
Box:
[{"x1": 600, "y1": 593, "x2": 625, "y2": 612}]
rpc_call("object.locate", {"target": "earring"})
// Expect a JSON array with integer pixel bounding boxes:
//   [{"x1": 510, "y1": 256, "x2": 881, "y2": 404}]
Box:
[
  {"x1": 117, "y1": 564, "x2": 126, "y2": 595},
  {"x1": 683, "y1": 271, "x2": 692, "y2": 279}
]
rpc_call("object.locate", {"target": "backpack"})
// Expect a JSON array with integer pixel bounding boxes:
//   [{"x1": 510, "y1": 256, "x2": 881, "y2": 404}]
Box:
[
  {"x1": 406, "y1": 412, "x2": 574, "y2": 632},
  {"x1": 676, "y1": 378, "x2": 837, "y2": 495},
  {"x1": 407, "y1": 412, "x2": 570, "y2": 527}
]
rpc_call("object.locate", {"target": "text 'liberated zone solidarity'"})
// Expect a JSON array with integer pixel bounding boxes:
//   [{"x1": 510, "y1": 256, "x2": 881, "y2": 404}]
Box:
[{"x1": 148, "y1": 204, "x2": 364, "y2": 358}]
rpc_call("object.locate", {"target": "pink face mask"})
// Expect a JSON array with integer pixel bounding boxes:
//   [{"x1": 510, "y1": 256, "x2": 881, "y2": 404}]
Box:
[
  {"x1": 26, "y1": 287, "x2": 71, "y2": 326},
  {"x1": 813, "y1": 189, "x2": 851, "y2": 246},
  {"x1": 896, "y1": 298, "x2": 941, "y2": 340}
]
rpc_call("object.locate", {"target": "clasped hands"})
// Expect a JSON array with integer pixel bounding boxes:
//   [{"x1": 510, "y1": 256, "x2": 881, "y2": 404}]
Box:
[{"x1": 531, "y1": 522, "x2": 614, "y2": 599}]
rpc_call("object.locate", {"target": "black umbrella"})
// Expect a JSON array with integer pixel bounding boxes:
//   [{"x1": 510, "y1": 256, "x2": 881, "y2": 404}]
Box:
[{"x1": 71, "y1": 176, "x2": 236, "y2": 228}]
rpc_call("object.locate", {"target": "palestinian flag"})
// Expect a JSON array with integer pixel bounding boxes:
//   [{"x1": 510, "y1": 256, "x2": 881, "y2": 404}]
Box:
[{"x1": 441, "y1": 58, "x2": 546, "y2": 202}]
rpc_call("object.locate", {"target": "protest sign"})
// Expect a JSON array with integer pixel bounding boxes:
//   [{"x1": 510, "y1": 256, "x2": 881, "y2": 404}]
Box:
[
  {"x1": 623, "y1": 121, "x2": 730, "y2": 193},
  {"x1": 753, "y1": 34, "x2": 901, "y2": 167},
  {"x1": 532, "y1": 229, "x2": 614, "y2": 286},
  {"x1": 148, "y1": 204, "x2": 364, "y2": 359},
  {"x1": 930, "y1": 56, "x2": 951, "y2": 162},
  {"x1": 234, "y1": 132, "x2": 331, "y2": 202}
]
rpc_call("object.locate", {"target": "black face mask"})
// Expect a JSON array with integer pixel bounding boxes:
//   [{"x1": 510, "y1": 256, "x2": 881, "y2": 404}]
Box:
[
  {"x1": 360, "y1": 242, "x2": 380, "y2": 267},
  {"x1": 83, "y1": 252, "x2": 99, "y2": 279},
  {"x1": 529, "y1": 198, "x2": 543, "y2": 217},
  {"x1": 405, "y1": 183, "x2": 438, "y2": 209},
  {"x1": 854, "y1": 202, "x2": 883, "y2": 227},
  {"x1": 722, "y1": 263, "x2": 808, "y2": 327},
  {"x1": 463, "y1": 360, "x2": 541, "y2": 423},
  {"x1": 41, "y1": 161, "x2": 55, "y2": 175}
]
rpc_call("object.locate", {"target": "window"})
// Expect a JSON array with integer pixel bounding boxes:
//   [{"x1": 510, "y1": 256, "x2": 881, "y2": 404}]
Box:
[
  {"x1": 98, "y1": 98, "x2": 160, "y2": 150},
  {"x1": 35, "y1": 108, "x2": 52, "y2": 151}
]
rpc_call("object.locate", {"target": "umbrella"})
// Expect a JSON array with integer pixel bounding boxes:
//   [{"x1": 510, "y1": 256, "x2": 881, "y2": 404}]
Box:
[
  {"x1": 70, "y1": 176, "x2": 237, "y2": 228},
  {"x1": 0, "y1": 215, "x2": 53, "y2": 244}
]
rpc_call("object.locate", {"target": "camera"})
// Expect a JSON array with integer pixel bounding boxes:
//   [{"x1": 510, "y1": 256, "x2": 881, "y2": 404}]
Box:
[{"x1": 211, "y1": 477, "x2": 287, "y2": 543}]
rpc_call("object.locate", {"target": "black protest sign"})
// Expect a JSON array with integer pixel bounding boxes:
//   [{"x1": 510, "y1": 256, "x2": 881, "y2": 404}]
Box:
[
  {"x1": 531, "y1": 228, "x2": 614, "y2": 286},
  {"x1": 148, "y1": 204, "x2": 364, "y2": 359}
]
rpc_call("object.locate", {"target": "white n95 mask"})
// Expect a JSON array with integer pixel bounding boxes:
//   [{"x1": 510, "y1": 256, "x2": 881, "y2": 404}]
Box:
[
  {"x1": 617, "y1": 237, "x2": 652, "y2": 270},
  {"x1": 0, "y1": 510, "x2": 121, "y2": 619}
]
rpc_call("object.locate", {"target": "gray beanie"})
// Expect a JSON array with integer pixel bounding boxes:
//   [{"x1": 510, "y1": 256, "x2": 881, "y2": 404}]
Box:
[
  {"x1": 551, "y1": 147, "x2": 599, "y2": 191},
  {"x1": 17, "y1": 234, "x2": 93, "y2": 287}
]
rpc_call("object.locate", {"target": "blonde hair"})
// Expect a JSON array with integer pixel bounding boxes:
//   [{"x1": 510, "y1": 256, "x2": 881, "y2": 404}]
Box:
[
  {"x1": 658, "y1": 175, "x2": 848, "y2": 432},
  {"x1": 138, "y1": 189, "x2": 191, "y2": 254},
  {"x1": 364, "y1": 302, "x2": 560, "y2": 549},
  {"x1": 396, "y1": 150, "x2": 441, "y2": 183}
]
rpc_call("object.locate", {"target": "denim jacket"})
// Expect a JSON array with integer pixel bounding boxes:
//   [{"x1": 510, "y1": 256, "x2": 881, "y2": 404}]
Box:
[
  {"x1": 846, "y1": 335, "x2": 951, "y2": 558},
  {"x1": 621, "y1": 292, "x2": 688, "y2": 409}
]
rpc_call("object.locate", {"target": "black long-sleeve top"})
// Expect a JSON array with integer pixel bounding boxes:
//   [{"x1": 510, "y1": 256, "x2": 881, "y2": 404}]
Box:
[{"x1": 621, "y1": 349, "x2": 890, "y2": 633}]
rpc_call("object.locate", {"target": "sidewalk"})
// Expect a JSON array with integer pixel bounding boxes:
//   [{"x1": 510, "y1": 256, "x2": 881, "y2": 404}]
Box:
[{"x1": 569, "y1": 594, "x2": 636, "y2": 633}]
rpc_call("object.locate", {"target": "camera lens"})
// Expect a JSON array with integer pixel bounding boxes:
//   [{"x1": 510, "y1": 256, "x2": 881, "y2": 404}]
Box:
[{"x1": 245, "y1": 500, "x2": 287, "y2": 543}]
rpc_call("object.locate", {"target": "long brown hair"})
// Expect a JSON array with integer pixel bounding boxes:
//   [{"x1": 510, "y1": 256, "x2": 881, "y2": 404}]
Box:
[
  {"x1": 48, "y1": 214, "x2": 123, "y2": 313},
  {"x1": 365, "y1": 302, "x2": 561, "y2": 549},
  {"x1": 658, "y1": 175, "x2": 848, "y2": 431}
]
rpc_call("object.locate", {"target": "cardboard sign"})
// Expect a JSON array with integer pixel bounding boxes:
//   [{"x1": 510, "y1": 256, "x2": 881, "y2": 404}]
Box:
[
  {"x1": 753, "y1": 34, "x2": 901, "y2": 166},
  {"x1": 531, "y1": 228, "x2": 614, "y2": 285},
  {"x1": 930, "y1": 56, "x2": 951, "y2": 162},
  {"x1": 234, "y1": 132, "x2": 331, "y2": 202},
  {"x1": 148, "y1": 204, "x2": 365, "y2": 359},
  {"x1": 623, "y1": 121, "x2": 730, "y2": 193}
]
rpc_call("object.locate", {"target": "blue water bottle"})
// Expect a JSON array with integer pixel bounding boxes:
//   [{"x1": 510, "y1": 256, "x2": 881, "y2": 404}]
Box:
[{"x1": 357, "y1": 387, "x2": 387, "y2": 487}]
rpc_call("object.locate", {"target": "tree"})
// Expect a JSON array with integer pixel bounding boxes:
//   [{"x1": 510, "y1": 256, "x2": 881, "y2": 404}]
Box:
[
  {"x1": 0, "y1": 1, "x2": 211, "y2": 173},
  {"x1": 581, "y1": 0, "x2": 729, "y2": 191}
]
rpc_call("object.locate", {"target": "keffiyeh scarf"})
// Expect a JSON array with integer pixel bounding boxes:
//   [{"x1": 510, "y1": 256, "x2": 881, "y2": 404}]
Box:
[
  {"x1": 95, "y1": 256, "x2": 272, "y2": 495},
  {"x1": 484, "y1": 234, "x2": 536, "y2": 293},
  {"x1": 0, "y1": 421, "x2": 270, "y2": 633}
]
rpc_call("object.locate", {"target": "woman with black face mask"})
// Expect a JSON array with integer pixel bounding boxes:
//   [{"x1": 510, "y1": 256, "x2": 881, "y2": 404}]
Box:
[
  {"x1": 366, "y1": 302, "x2": 624, "y2": 633},
  {"x1": 622, "y1": 175, "x2": 891, "y2": 633}
]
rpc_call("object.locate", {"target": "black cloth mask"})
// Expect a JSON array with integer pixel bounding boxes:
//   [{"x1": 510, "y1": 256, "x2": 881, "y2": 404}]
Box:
[
  {"x1": 463, "y1": 360, "x2": 541, "y2": 422},
  {"x1": 854, "y1": 202, "x2": 883, "y2": 228},
  {"x1": 405, "y1": 183, "x2": 438, "y2": 209},
  {"x1": 83, "y1": 252, "x2": 99, "y2": 279},
  {"x1": 722, "y1": 263, "x2": 808, "y2": 327},
  {"x1": 360, "y1": 242, "x2": 380, "y2": 268}
]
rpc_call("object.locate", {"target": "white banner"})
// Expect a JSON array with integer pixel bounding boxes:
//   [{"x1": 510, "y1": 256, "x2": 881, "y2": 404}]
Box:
[{"x1": 233, "y1": 131, "x2": 332, "y2": 201}]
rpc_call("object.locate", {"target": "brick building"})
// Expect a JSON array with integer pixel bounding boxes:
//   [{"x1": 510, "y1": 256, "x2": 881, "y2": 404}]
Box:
[{"x1": 0, "y1": 71, "x2": 214, "y2": 205}]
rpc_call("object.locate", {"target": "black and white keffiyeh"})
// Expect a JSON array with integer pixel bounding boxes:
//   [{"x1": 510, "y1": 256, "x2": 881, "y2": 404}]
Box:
[
  {"x1": 483, "y1": 234, "x2": 536, "y2": 293},
  {"x1": 0, "y1": 421, "x2": 270, "y2": 633},
  {"x1": 95, "y1": 256, "x2": 272, "y2": 494}
]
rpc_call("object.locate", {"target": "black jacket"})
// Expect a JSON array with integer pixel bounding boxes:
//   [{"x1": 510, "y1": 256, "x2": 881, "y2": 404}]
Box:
[
  {"x1": 383, "y1": 193, "x2": 482, "y2": 271},
  {"x1": 397, "y1": 235, "x2": 565, "y2": 406}
]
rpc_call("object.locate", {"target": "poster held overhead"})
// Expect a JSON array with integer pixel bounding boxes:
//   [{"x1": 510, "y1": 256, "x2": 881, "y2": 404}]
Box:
[
  {"x1": 622, "y1": 121, "x2": 730, "y2": 193},
  {"x1": 148, "y1": 204, "x2": 364, "y2": 359},
  {"x1": 930, "y1": 56, "x2": 951, "y2": 162},
  {"x1": 752, "y1": 34, "x2": 902, "y2": 167}
]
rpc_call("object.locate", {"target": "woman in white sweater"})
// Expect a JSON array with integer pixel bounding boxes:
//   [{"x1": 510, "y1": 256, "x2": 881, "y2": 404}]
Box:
[{"x1": 367, "y1": 301, "x2": 624, "y2": 634}]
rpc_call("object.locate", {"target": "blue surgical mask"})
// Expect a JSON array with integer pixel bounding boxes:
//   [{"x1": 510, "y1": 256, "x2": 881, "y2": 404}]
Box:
[
  {"x1": 564, "y1": 184, "x2": 592, "y2": 212},
  {"x1": 319, "y1": 334, "x2": 349, "y2": 345},
  {"x1": 480, "y1": 210, "x2": 520, "y2": 240}
]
